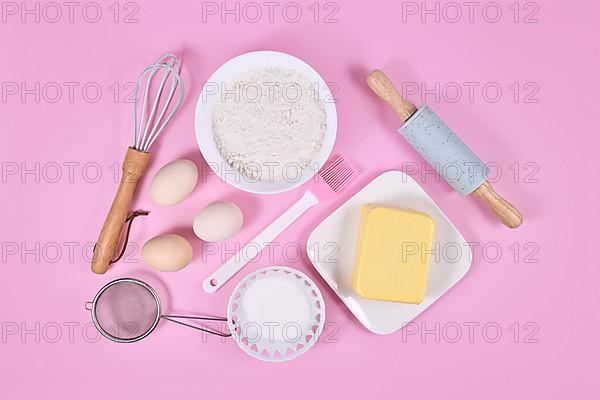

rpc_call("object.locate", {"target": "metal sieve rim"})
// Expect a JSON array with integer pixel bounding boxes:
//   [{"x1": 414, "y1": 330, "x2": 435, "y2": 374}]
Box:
[{"x1": 85, "y1": 278, "x2": 162, "y2": 343}]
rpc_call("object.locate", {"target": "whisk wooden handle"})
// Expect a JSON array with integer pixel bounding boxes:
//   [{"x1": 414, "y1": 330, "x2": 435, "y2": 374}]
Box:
[{"x1": 91, "y1": 147, "x2": 150, "y2": 274}]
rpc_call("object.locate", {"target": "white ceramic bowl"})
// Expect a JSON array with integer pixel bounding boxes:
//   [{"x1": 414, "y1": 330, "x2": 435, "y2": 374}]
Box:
[{"x1": 194, "y1": 51, "x2": 338, "y2": 194}]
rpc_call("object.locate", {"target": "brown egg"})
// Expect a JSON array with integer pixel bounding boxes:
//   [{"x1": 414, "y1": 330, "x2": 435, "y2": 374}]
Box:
[
  {"x1": 150, "y1": 159, "x2": 198, "y2": 206},
  {"x1": 142, "y1": 234, "x2": 193, "y2": 272}
]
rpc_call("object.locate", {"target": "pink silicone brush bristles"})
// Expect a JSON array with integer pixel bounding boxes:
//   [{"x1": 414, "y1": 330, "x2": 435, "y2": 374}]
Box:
[{"x1": 311, "y1": 155, "x2": 358, "y2": 200}]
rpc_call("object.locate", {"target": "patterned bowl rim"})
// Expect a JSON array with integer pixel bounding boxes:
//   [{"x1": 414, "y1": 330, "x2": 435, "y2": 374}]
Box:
[{"x1": 227, "y1": 266, "x2": 326, "y2": 362}]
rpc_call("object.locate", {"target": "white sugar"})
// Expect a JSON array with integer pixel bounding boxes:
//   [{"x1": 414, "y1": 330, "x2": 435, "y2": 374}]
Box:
[{"x1": 241, "y1": 274, "x2": 311, "y2": 342}]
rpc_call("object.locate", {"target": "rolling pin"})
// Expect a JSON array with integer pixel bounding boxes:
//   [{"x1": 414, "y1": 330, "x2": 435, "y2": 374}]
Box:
[{"x1": 367, "y1": 70, "x2": 523, "y2": 228}]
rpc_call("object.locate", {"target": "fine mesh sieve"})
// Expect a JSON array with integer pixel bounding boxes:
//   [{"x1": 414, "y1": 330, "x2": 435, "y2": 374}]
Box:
[{"x1": 85, "y1": 278, "x2": 230, "y2": 343}]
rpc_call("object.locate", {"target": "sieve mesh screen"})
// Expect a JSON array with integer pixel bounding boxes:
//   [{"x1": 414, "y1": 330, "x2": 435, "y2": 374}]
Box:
[{"x1": 94, "y1": 281, "x2": 159, "y2": 341}]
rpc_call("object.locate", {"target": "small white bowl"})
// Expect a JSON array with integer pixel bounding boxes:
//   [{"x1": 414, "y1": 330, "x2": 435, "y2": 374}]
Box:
[
  {"x1": 194, "y1": 51, "x2": 338, "y2": 194},
  {"x1": 227, "y1": 266, "x2": 325, "y2": 362}
]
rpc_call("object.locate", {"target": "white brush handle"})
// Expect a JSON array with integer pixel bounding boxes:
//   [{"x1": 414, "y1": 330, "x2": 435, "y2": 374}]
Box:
[{"x1": 202, "y1": 191, "x2": 319, "y2": 293}]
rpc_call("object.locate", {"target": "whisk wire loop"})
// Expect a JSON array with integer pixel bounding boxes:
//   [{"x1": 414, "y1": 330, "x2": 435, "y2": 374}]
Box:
[{"x1": 133, "y1": 53, "x2": 184, "y2": 152}]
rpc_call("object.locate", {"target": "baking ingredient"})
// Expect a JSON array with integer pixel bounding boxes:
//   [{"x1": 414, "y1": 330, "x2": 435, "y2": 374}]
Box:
[
  {"x1": 212, "y1": 67, "x2": 326, "y2": 182},
  {"x1": 351, "y1": 205, "x2": 435, "y2": 304},
  {"x1": 241, "y1": 274, "x2": 311, "y2": 342},
  {"x1": 193, "y1": 201, "x2": 243, "y2": 242},
  {"x1": 150, "y1": 159, "x2": 198, "y2": 206},
  {"x1": 142, "y1": 234, "x2": 193, "y2": 272}
]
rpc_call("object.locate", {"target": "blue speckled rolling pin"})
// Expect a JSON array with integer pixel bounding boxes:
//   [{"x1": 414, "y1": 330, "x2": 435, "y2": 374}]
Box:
[{"x1": 367, "y1": 70, "x2": 523, "y2": 228}]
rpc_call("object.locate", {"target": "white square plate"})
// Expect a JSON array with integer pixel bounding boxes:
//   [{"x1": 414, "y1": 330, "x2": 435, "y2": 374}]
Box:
[{"x1": 306, "y1": 171, "x2": 472, "y2": 335}]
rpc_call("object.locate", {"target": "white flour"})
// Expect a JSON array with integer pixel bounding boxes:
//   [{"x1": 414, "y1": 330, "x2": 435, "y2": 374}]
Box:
[{"x1": 212, "y1": 67, "x2": 326, "y2": 182}]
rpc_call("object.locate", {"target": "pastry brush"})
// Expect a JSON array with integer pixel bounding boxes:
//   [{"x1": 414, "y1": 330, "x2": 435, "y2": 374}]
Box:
[{"x1": 203, "y1": 155, "x2": 357, "y2": 293}]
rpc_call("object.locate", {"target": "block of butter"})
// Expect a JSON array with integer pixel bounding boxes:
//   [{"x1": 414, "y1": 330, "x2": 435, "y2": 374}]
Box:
[{"x1": 351, "y1": 205, "x2": 435, "y2": 304}]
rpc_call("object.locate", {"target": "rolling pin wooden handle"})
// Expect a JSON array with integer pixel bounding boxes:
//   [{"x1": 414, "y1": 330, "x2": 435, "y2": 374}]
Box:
[
  {"x1": 367, "y1": 69, "x2": 417, "y2": 123},
  {"x1": 473, "y1": 181, "x2": 523, "y2": 229},
  {"x1": 91, "y1": 147, "x2": 150, "y2": 274}
]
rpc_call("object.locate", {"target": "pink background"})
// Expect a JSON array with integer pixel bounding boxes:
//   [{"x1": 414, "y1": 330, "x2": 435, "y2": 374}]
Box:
[{"x1": 1, "y1": 0, "x2": 597, "y2": 398}]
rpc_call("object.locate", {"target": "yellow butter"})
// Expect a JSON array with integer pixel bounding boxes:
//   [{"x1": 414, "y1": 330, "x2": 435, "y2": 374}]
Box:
[{"x1": 351, "y1": 205, "x2": 435, "y2": 304}]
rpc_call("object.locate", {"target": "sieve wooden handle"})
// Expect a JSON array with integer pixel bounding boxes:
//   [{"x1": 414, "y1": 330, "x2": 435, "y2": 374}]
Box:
[
  {"x1": 472, "y1": 180, "x2": 523, "y2": 229},
  {"x1": 367, "y1": 69, "x2": 417, "y2": 123},
  {"x1": 91, "y1": 147, "x2": 150, "y2": 274}
]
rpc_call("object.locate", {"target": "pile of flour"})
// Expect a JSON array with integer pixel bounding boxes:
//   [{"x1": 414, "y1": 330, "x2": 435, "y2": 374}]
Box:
[{"x1": 212, "y1": 67, "x2": 327, "y2": 182}]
